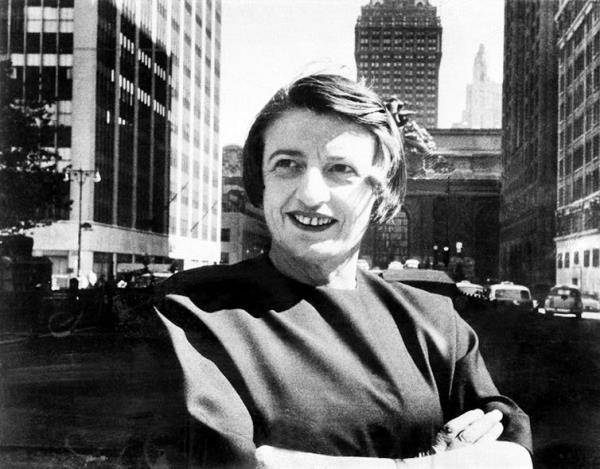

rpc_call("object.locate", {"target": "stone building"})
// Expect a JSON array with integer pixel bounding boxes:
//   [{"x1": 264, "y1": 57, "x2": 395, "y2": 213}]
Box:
[
  {"x1": 0, "y1": 0, "x2": 222, "y2": 286},
  {"x1": 555, "y1": 0, "x2": 600, "y2": 295},
  {"x1": 500, "y1": 0, "x2": 558, "y2": 290},
  {"x1": 355, "y1": 0, "x2": 442, "y2": 128},
  {"x1": 361, "y1": 129, "x2": 502, "y2": 283}
]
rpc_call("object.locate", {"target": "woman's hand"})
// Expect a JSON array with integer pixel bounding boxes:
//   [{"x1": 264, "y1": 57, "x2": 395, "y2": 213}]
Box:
[
  {"x1": 254, "y1": 410, "x2": 528, "y2": 469},
  {"x1": 430, "y1": 409, "x2": 503, "y2": 453}
]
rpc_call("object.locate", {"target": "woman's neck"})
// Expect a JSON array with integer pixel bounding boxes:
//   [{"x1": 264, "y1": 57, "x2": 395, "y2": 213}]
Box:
[{"x1": 268, "y1": 245, "x2": 359, "y2": 289}]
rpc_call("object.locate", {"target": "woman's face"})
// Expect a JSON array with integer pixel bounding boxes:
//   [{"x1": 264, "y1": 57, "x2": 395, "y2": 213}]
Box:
[{"x1": 262, "y1": 109, "x2": 378, "y2": 266}]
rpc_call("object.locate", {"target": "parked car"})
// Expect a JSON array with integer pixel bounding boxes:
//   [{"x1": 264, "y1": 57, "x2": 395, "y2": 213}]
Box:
[
  {"x1": 456, "y1": 280, "x2": 485, "y2": 298},
  {"x1": 404, "y1": 259, "x2": 420, "y2": 269},
  {"x1": 543, "y1": 285, "x2": 583, "y2": 319},
  {"x1": 486, "y1": 281, "x2": 534, "y2": 313},
  {"x1": 581, "y1": 293, "x2": 600, "y2": 313},
  {"x1": 387, "y1": 261, "x2": 404, "y2": 270}
]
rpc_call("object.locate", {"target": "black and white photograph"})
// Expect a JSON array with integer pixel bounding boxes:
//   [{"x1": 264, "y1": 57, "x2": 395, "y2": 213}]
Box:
[{"x1": 0, "y1": 0, "x2": 599, "y2": 467}]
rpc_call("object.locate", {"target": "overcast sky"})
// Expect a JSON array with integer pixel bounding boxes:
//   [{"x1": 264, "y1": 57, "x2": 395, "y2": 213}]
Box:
[{"x1": 219, "y1": 0, "x2": 505, "y2": 146}]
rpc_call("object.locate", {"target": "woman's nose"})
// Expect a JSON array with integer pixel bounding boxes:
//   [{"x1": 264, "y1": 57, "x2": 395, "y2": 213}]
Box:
[{"x1": 295, "y1": 167, "x2": 331, "y2": 207}]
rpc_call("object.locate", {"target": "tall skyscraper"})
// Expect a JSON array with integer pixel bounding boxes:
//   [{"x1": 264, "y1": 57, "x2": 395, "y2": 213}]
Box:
[
  {"x1": 355, "y1": 0, "x2": 442, "y2": 128},
  {"x1": 166, "y1": 0, "x2": 222, "y2": 270},
  {"x1": 554, "y1": 0, "x2": 600, "y2": 294},
  {"x1": 457, "y1": 44, "x2": 502, "y2": 129},
  {"x1": 0, "y1": 0, "x2": 221, "y2": 286},
  {"x1": 500, "y1": 0, "x2": 558, "y2": 289}
]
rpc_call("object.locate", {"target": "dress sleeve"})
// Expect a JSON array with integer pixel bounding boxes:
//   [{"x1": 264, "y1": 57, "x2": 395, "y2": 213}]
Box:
[
  {"x1": 449, "y1": 311, "x2": 533, "y2": 454},
  {"x1": 155, "y1": 294, "x2": 257, "y2": 469}
]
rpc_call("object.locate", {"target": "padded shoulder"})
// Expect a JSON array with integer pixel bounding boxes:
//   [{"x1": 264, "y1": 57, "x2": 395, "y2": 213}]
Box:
[
  {"x1": 155, "y1": 255, "x2": 307, "y2": 316},
  {"x1": 360, "y1": 270, "x2": 458, "y2": 334},
  {"x1": 158, "y1": 258, "x2": 260, "y2": 296}
]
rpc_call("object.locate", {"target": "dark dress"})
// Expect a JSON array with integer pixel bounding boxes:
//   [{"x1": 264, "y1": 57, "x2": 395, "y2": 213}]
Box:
[{"x1": 155, "y1": 255, "x2": 531, "y2": 468}]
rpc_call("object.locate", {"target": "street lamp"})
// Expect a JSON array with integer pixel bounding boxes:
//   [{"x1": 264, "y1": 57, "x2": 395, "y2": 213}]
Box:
[{"x1": 64, "y1": 168, "x2": 101, "y2": 278}]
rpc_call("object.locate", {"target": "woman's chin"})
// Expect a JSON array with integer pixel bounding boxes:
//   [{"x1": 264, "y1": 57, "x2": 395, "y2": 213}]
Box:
[{"x1": 289, "y1": 243, "x2": 353, "y2": 265}]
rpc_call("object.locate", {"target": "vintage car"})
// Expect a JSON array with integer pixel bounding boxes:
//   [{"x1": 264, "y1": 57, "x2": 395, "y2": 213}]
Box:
[
  {"x1": 543, "y1": 285, "x2": 584, "y2": 319},
  {"x1": 485, "y1": 281, "x2": 534, "y2": 313}
]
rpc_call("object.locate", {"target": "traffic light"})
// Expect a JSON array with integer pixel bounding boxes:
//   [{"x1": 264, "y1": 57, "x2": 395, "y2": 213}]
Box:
[{"x1": 432, "y1": 245, "x2": 439, "y2": 267}]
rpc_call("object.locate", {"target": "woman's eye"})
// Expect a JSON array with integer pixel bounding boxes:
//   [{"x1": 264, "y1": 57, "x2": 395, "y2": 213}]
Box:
[
  {"x1": 328, "y1": 164, "x2": 357, "y2": 176},
  {"x1": 271, "y1": 159, "x2": 303, "y2": 175},
  {"x1": 274, "y1": 159, "x2": 297, "y2": 168}
]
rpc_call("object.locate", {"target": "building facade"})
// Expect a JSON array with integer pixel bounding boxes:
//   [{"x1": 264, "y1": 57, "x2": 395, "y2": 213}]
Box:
[
  {"x1": 500, "y1": 0, "x2": 559, "y2": 291},
  {"x1": 167, "y1": 0, "x2": 222, "y2": 270},
  {"x1": 0, "y1": 0, "x2": 221, "y2": 286},
  {"x1": 360, "y1": 129, "x2": 502, "y2": 283},
  {"x1": 555, "y1": 0, "x2": 600, "y2": 295},
  {"x1": 355, "y1": 0, "x2": 442, "y2": 128},
  {"x1": 456, "y1": 44, "x2": 502, "y2": 129},
  {"x1": 220, "y1": 145, "x2": 269, "y2": 265}
]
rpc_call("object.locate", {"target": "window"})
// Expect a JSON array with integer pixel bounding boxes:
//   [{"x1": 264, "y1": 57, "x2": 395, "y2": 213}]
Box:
[
  {"x1": 565, "y1": 252, "x2": 570, "y2": 268},
  {"x1": 557, "y1": 253, "x2": 563, "y2": 269},
  {"x1": 584, "y1": 250, "x2": 590, "y2": 267},
  {"x1": 593, "y1": 249, "x2": 600, "y2": 267},
  {"x1": 221, "y1": 228, "x2": 230, "y2": 242},
  {"x1": 574, "y1": 251, "x2": 580, "y2": 265}
]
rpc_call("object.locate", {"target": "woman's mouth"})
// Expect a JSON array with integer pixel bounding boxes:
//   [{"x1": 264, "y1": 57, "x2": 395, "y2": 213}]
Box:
[{"x1": 288, "y1": 213, "x2": 336, "y2": 230}]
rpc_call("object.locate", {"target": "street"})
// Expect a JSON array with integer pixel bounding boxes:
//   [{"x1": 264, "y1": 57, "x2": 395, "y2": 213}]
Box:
[
  {"x1": 463, "y1": 307, "x2": 600, "y2": 469},
  {"x1": 0, "y1": 305, "x2": 599, "y2": 468}
]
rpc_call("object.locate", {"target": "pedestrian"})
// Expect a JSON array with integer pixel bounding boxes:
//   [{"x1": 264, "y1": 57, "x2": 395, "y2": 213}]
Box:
[{"x1": 154, "y1": 73, "x2": 532, "y2": 468}]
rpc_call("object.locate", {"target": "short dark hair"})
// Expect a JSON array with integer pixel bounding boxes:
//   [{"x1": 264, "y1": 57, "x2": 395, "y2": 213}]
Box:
[{"x1": 242, "y1": 73, "x2": 406, "y2": 224}]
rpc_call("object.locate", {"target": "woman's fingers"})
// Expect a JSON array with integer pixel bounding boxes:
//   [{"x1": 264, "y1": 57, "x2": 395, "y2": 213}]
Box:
[
  {"x1": 432, "y1": 409, "x2": 484, "y2": 451},
  {"x1": 432, "y1": 409, "x2": 504, "y2": 453},
  {"x1": 456, "y1": 409, "x2": 503, "y2": 444},
  {"x1": 444, "y1": 409, "x2": 486, "y2": 435}
]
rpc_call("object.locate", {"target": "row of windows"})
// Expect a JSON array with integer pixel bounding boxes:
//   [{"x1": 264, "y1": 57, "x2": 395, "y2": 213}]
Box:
[
  {"x1": 26, "y1": 6, "x2": 73, "y2": 33},
  {"x1": 359, "y1": 39, "x2": 437, "y2": 48},
  {"x1": 557, "y1": 249, "x2": 600, "y2": 268},
  {"x1": 559, "y1": 133, "x2": 600, "y2": 176},
  {"x1": 558, "y1": 3, "x2": 600, "y2": 62},
  {"x1": 358, "y1": 29, "x2": 438, "y2": 40},
  {"x1": 559, "y1": 101, "x2": 600, "y2": 150},
  {"x1": 557, "y1": 167, "x2": 600, "y2": 206}
]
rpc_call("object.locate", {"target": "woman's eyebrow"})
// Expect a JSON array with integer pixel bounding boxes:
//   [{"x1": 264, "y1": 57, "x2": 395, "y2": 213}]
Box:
[
  {"x1": 266, "y1": 149, "x2": 304, "y2": 162},
  {"x1": 326, "y1": 156, "x2": 352, "y2": 162}
]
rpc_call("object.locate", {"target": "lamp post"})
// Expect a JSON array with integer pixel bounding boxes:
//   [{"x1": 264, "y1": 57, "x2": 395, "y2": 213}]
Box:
[{"x1": 64, "y1": 168, "x2": 101, "y2": 278}]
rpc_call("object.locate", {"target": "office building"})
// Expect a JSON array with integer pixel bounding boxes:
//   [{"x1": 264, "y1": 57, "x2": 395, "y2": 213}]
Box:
[
  {"x1": 0, "y1": 0, "x2": 221, "y2": 286},
  {"x1": 555, "y1": 0, "x2": 600, "y2": 294},
  {"x1": 500, "y1": 0, "x2": 558, "y2": 290},
  {"x1": 456, "y1": 44, "x2": 502, "y2": 129},
  {"x1": 355, "y1": 0, "x2": 442, "y2": 128},
  {"x1": 166, "y1": 0, "x2": 222, "y2": 270}
]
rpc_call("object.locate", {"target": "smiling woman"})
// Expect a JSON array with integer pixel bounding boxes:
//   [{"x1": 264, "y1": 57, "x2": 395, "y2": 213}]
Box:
[
  {"x1": 154, "y1": 73, "x2": 532, "y2": 469},
  {"x1": 261, "y1": 109, "x2": 379, "y2": 287}
]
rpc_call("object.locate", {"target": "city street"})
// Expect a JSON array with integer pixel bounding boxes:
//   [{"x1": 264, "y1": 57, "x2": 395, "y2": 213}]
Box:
[
  {"x1": 0, "y1": 305, "x2": 599, "y2": 468},
  {"x1": 463, "y1": 307, "x2": 600, "y2": 469}
]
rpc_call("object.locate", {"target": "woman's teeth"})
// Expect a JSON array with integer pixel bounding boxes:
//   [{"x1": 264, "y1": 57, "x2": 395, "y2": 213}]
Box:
[{"x1": 293, "y1": 214, "x2": 333, "y2": 226}]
